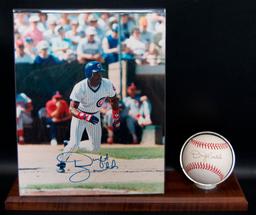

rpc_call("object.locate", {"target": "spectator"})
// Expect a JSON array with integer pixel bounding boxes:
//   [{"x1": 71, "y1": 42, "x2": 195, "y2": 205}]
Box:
[
  {"x1": 37, "y1": 13, "x2": 48, "y2": 32},
  {"x1": 120, "y1": 14, "x2": 136, "y2": 40},
  {"x1": 24, "y1": 14, "x2": 44, "y2": 45},
  {"x1": 65, "y1": 19, "x2": 81, "y2": 51},
  {"x1": 107, "y1": 16, "x2": 118, "y2": 33},
  {"x1": 158, "y1": 35, "x2": 166, "y2": 64},
  {"x1": 59, "y1": 14, "x2": 71, "y2": 32},
  {"x1": 98, "y1": 12, "x2": 111, "y2": 33},
  {"x1": 145, "y1": 42, "x2": 161, "y2": 66},
  {"x1": 45, "y1": 91, "x2": 71, "y2": 145},
  {"x1": 146, "y1": 12, "x2": 165, "y2": 33},
  {"x1": 15, "y1": 39, "x2": 34, "y2": 64},
  {"x1": 109, "y1": 15, "x2": 118, "y2": 25},
  {"x1": 34, "y1": 40, "x2": 61, "y2": 65},
  {"x1": 102, "y1": 23, "x2": 120, "y2": 65},
  {"x1": 14, "y1": 13, "x2": 29, "y2": 35},
  {"x1": 24, "y1": 37, "x2": 37, "y2": 60},
  {"x1": 87, "y1": 14, "x2": 105, "y2": 41},
  {"x1": 123, "y1": 83, "x2": 152, "y2": 144},
  {"x1": 157, "y1": 16, "x2": 166, "y2": 65},
  {"x1": 77, "y1": 13, "x2": 90, "y2": 32},
  {"x1": 43, "y1": 16, "x2": 58, "y2": 41},
  {"x1": 124, "y1": 27, "x2": 148, "y2": 65},
  {"x1": 51, "y1": 25, "x2": 75, "y2": 62},
  {"x1": 102, "y1": 23, "x2": 133, "y2": 64},
  {"x1": 139, "y1": 16, "x2": 153, "y2": 49},
  {"x1": 151, "y1": 13, "x2": 165, "y2": 49},
  {"x1": 77, "y1": 30, "x2": 86, "y2": 41},
  {"x1": 16, "y1": 93, "x2": 33, "y2": 144},
  {"x1": 154, "y1": 13, "x2": 165, "y2": 34},
  {"x1": 14, "y1": 31, "x2": 22, "y2": 43},
  {"x1": 77, "y1": 26, "x2": 103, "y2": 64}
]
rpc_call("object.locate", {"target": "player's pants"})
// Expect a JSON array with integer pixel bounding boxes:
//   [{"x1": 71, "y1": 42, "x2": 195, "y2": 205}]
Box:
[
  {"x1": 61, "y1": 112, "x2": 101, "y2": 161},
  {"x1": 16, "y1": 106, "x2": 33, "y2": 130},
  {"x1": 102, "y1": 109, "x2": 113, "y2": 127},
  {"x1": 139, "y1": 100, "x2": 152, "y2": 118}
]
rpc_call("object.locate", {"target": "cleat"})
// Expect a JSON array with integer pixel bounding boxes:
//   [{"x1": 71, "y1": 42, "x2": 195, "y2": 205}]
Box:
[
  {"x1": 56, "y1": 167, "x2": 65, "y2": 173},
  {"x1": 63, "y1": 140, "x2": 69, "y2": 147},
  {"x1": 50, "y1": 138, "x2": 58, "y2": 146},
  {"x1": 56, "y1": 161, "x2": 66, "y2": 173}
]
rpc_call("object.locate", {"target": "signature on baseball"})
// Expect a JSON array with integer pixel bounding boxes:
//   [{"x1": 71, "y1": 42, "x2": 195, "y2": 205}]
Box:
[{"x1": 191, "y1": 150, "x2": 222, "y2": 162}]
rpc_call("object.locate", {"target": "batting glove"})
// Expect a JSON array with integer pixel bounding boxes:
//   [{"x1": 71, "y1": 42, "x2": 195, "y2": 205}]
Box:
[{"x1": 78, "y1": 112, "x2": 99, "y2": 125}]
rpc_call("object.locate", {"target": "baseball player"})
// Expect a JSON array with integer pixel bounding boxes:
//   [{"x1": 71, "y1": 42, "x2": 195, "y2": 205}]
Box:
[
  {"x1": 56, "y1": 61, "x2": 120, "y2": 173},
  {"x1": 16, "y1": 93, "x2": 33, "y2": 144}
]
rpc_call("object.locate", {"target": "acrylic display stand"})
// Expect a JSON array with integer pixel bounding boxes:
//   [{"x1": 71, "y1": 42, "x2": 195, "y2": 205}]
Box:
[{"x1": 5, "y1": 170, "x2": 248, "y2": 212}]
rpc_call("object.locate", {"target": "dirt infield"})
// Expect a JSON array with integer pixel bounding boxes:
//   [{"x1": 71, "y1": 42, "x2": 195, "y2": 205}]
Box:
[{"x1": 18, "y1": 144, "x2": 164, "y2": 195}]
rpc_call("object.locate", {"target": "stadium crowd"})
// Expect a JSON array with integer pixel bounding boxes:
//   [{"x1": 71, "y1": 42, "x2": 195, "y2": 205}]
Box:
[{"x1": 14, "y1": 12, "x2": 165, "y2": 66}]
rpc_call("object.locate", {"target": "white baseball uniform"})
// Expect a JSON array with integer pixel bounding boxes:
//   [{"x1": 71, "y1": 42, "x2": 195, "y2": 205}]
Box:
[
  {"x1": 61, "y1": 78, "x2": 116, "y2": 161},
  {"x1": 16, "y1": 93, "x2": 33, "y2": 130}
]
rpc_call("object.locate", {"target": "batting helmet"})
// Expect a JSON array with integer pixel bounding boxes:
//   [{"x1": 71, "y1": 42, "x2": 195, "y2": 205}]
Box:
[{"x1": 84, "y1": 61, "x2": 105, "y2": 79}]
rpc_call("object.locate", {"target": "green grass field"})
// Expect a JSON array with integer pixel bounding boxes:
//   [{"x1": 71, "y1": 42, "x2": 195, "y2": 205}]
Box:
[
  {"x1": 91, "y1": 147, "x2": 165, "y2": 160},
  {"x1": 26, "y1": 182, "x2": 164, "y2": 193}
]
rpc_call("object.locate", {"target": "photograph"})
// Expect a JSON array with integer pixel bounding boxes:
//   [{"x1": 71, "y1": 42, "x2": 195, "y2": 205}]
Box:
[{"x1": 14, "y1": 9, "x2": 166, "y2": 196}]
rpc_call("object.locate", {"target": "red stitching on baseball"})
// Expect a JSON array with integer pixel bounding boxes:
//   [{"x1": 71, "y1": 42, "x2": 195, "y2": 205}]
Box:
[
  {"x1": 185, "y1": 162, "x2": 224, "y2": 180},
  {"x1": 191, "y1": 139, "x2": 229, "y2": 150}
]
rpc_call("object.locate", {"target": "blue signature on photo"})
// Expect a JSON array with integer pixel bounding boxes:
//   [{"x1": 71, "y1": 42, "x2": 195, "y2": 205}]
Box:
[{"x1": 56, "y1": 152, "x2": 118, "y2": 183}]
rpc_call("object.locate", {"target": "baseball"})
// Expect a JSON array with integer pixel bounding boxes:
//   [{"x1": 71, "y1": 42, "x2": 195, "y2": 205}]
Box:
[{"x1": 180, "y1": 131, "x2": 235, "y2": 190}]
